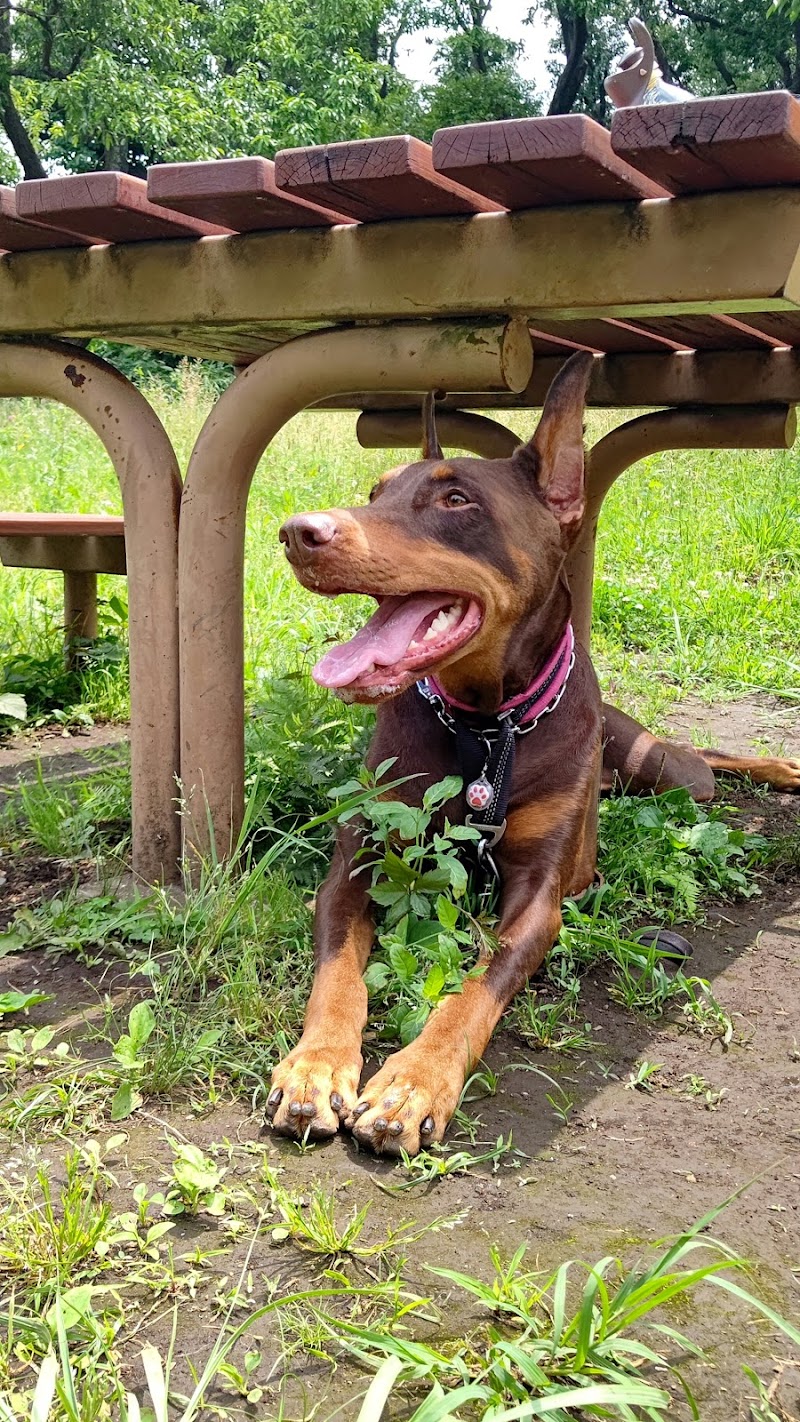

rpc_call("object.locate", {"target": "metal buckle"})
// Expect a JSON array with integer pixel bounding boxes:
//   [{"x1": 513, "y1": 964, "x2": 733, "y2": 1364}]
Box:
[{"x1": 466, "y1": 815, "x2": 507, "y2": 848}]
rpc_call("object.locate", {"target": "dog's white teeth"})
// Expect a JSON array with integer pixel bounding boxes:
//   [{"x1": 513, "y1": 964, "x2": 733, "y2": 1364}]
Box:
[
  {"x1": 422, "y1": 601, "x2": 463, "y2": 642},
  {"x1": 362, "y1": 661, "x2": 376, "y2": 674}
]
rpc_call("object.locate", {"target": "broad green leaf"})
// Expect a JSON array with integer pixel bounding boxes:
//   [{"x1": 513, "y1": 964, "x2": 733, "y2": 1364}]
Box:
[
  {"x1": 111, "y1": 1083, "x2": 143, "y2": 1120},
  {"x1": 0, "y1": 693, "x2": 26, "y2": 720},
  {"x1": 0, "y1": 990, "x2": 50, "y2": 1016}
]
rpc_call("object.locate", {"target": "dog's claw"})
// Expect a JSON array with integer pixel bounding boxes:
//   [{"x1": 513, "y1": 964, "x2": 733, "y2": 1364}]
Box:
[
  {"x1": 420, "y1": 1115, "x2": 435, "y2": 1137},
  {"x1": 267, "y1": 1044, "x2": 362, "y2": 1140},
  {"x1": 388, "y1": 1120, "x2": 404, "y2": 1137},
  {"x1": 373, "y1": 1116, "x2": 389, "y2": 1133},
  {"x1": 353, "y1": 1102, "x2": 370, "y2": 1119}
]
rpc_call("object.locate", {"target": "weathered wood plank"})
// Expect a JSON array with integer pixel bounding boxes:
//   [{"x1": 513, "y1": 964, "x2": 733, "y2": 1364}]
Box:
[
  {"x1": 0, "y1": 513, "x2": 125, "y2": 537},
  {"x1": 16, "y1": 172, "x2": 231, "y2": 243},
  {"x1": 274, "y1": 135, "x2": 502, "y2": 221},
  {"x1": 432, "y1": 114, "x2": 667, "y2": 206},
  {"x1": 147, "y1": 157, "x2": 353, "y2": 230},
  {"x1": 531, "y1": 318, "x2": 677, "y2": 353},
  {"x1": 632, "y1": 314, "x2": 778, "y2": 349},
  {"x1": 735, "y1": 312, "x2": 800, "y2": 346},
  {"x1": 0, "y1": 185, "x2": 93, "y2": 250},
  {"x1": 611, "y1": 91, "x2": 800, "y2": 194}
]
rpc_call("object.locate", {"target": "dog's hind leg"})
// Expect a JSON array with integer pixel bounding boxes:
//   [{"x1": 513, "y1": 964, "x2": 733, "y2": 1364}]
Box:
[
  {"x1": 602, "y1": 703, "x2": 800, "y2": 799},
  {"x1": 267, "y1": 827, "x2": 374, "y2": 1140}
]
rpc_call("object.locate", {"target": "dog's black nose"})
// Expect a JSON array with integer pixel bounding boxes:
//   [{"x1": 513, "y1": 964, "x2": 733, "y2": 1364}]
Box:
[{"x1": 279, "y1": 512, "x2": 338, "y2": 560}]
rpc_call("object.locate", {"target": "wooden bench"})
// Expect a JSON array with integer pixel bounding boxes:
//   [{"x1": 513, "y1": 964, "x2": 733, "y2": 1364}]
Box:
[{"x1": 0, "y1": 513, "x2": 126, "y2": 662}]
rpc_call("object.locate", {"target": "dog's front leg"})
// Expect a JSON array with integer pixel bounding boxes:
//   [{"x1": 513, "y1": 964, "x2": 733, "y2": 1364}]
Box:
[
  {"x1": 267, "y1": 828, "x2": 373, "y2": 1139},
  {"x1": 347, "y1": 871, "x2": 564, "y2": 1156}
]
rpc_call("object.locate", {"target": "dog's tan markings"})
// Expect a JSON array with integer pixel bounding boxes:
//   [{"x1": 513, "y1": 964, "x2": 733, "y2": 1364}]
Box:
[
  {"x1": 268, "y1": 919, "x2": 371, "y2": 1140},
  {"x1": 430, "y1": 463, "x2": 456, "y2": 481},
  {"x1": 348, "y1": 879, "x2": 569, "y2": 1155},
  {"x1": 505, "y1": 791, "x2": 580, "y2": 844},
  {"x1": 346, "y1": 975, "x2": 505, "y2": 1155},
  {"x1": 369, "y1": 465, "x2": 410, "y2": 501}
]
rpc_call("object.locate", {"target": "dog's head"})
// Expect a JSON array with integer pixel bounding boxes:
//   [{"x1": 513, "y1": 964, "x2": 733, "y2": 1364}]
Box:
[{"x1": 279, "y1": 351, "x2": 593, "y2": 706}]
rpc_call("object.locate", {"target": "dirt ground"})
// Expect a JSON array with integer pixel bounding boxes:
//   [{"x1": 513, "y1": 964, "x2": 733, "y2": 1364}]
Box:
[{"x1": 0, "y1": 700, "x2": 798, "y2": 1419}]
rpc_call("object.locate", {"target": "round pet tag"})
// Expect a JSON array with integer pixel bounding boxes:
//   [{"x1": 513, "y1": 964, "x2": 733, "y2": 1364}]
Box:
[{"x1": 466, "y1": 776, "x2": 494, "y2": 811}]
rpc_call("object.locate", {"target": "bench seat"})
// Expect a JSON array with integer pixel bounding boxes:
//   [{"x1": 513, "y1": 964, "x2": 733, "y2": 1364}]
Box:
[{"x1": 0, "y1": 512, "x2": 127, "y2": 654}]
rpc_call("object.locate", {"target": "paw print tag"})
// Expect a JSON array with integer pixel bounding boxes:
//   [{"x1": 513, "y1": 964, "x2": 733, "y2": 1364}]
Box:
[{"x1": 466, "y1": 776, "x2": 494, "y2": 811}]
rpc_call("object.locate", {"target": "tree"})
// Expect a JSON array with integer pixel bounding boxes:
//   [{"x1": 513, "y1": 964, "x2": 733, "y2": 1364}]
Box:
[
  {"x1": 420, "y1": 0, "x2": 540, "y2": 134},
  {"x1": 0, "y1": 0, "x2": 423, "y2": 178}
]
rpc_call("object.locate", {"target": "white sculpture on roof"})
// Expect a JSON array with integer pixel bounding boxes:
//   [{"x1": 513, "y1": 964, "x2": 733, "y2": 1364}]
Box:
[{"x1": 605, "y1": 18, "x2": 695, "y2": 108}]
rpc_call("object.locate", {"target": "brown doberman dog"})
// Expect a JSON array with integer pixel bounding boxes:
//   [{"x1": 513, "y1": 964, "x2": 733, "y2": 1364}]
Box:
[{"x1": 271, "y1": 352, "x2": 800, "y2": 1156}]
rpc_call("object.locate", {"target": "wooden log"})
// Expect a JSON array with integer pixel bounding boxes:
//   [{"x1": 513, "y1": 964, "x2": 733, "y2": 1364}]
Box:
[
  {"x1": 432, "y1": 114, "x2": 668, "y2": 206},
  {"x1": 274, "y1": 135, "x2": 502, "y2": 221},
  {"x1": 15, "y1": 172, "x2": 231, "y2": 243},
  {"x1": 147, "y1": 157, "x2": 353, "y2": 230},
  {"x1": 611, "y1": 91, "x2": 800, "y2": 194},
  {"x1": 0, "y1": 185, "x2": 93, "y2": 250}
]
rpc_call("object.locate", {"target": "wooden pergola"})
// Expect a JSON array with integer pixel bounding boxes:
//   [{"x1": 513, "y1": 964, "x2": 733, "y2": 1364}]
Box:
[{"x1": 1, "y1": 90, "x2": 800, "y2": 882}]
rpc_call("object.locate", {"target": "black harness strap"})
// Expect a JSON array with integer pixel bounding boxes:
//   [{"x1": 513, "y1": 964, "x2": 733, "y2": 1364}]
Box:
[{"x1": 417, "y1": 631, "x2": 575, "y2": 887}]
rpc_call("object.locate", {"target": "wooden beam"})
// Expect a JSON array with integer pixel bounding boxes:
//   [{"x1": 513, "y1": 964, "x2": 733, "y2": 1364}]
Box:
[
  {"x1": 611, "y1": 91, "x2": 800, "y2": 195},
  {"x1": 16, "y1": 172, "x2": 231, "y2": 243},
  {"x1": 432, "y1": 114, "x2": 667, "y2": 206},
  {"x1": 2, "y1": 188, "x2": 800, "y2": 337},
  {"x1": 146, "y1": 157, "x2": 353, "y2": 230},
  {"x1": 274, "y1": 135, "x2": 502, "y2": 220}
]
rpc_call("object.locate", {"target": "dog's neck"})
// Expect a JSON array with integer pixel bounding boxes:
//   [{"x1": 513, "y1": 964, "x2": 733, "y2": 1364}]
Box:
[{"x1": 434, "y1": 576, "x2": 573, "y2": 715}]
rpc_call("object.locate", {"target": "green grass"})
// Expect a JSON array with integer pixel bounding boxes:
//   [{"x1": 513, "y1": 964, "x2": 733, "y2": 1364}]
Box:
[{"x1": 1, "y1": 370, "x2": 799, "y2": 728}]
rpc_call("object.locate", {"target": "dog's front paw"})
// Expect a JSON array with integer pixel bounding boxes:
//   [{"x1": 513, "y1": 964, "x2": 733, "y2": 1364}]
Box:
[
  {"x1": 345, "y1": 1046, "x2": 463, "y2": 1156},
  {"x1": 267, "y1": 1042, "x2": 361, "y2": 1140}
]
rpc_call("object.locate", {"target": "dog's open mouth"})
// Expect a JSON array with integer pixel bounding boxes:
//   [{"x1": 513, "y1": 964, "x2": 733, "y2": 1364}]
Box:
[{"x1": 312, "y1": 592, "x2": 483, "y2": 698}]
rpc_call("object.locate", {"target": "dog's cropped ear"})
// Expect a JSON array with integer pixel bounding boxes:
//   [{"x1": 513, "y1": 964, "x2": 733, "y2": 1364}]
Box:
[
  {"x1": 421, "y1": 391, "x2": 443, "y2": 461},
  {"x1": 512, "y1": 352, "x2": 594, "y2": 539}
]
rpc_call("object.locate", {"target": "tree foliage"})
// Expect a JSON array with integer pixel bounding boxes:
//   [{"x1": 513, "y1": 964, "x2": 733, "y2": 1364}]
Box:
[
  {"x1": 532, "y1": 0, "x2": 800, "y2": 121},
  {"x1": 0, "y1": 0, "x2": 798, "y2": 182}
]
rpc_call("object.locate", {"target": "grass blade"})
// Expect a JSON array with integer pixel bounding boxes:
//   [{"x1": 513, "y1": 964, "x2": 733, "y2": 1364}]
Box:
[
  {"x1": 140, "y1": 1345, "x2": 169, "y2": 1422},
  {"x1": 709, "y1": 1274, "x2": 800, "y2": 1347},
  {"x1": 357, "y1": 1355, "x2": 405, "y2": 1422},
  {"x1": 30, "y1": 1354, "x2": 58, "y2": 1422}
]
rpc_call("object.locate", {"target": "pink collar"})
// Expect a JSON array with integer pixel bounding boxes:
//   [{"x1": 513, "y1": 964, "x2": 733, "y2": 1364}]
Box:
[{"x1": 426, "y1": 622, "x2": 575, "y2": 728}]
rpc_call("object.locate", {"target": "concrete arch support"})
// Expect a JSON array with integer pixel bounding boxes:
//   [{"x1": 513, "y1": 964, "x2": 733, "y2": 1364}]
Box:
[
  {"x1": 179, "y1": 319, "x2": 533, "y2": 859},
  {"x1": 0, "y1": 342, "x2": 182, "y2": 881}
]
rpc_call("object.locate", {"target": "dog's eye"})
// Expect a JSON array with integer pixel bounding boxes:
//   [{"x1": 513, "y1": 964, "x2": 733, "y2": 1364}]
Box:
[{"x1": 442, "y1": 489, "x2": 471, "y2": 508}]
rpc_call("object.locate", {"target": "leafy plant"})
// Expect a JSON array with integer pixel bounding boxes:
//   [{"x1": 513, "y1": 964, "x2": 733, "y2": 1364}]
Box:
[
  {"x1": 109, "y1": 1001, "x2": 156, "y2": 1121},
  {"x1": 164, "y1": 1141, "x2": 228, "y2": 1217},
  {"x1": 0, "y1": 991, "x2": 50, "y2": 1018},
  {"x1": 334, "y1": 767, "x2": 490, "y2": 1045},
  {"x1": 262, "y1": 1164, "x2": 439, "y2": 1258},
  {"x1": 0, "y1": 1150, "x2": 113, "y2": 1308}
]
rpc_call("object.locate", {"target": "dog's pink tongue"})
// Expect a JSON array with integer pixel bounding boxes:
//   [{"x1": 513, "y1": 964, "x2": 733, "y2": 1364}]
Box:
[{"x1": 313, "y1": 593, "x2": 449, "y2": 688}]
